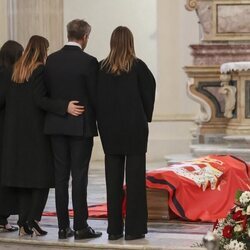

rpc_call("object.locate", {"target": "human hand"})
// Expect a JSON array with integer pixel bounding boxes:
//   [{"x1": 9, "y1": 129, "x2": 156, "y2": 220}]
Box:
[{"x1": 67, "y1": 101, "x2": 85, "y2": 116}]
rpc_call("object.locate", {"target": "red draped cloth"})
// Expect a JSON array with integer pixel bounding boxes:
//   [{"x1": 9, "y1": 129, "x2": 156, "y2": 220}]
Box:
[
  {"x1": 43, "y1": 155, "x2": 250, "y2": 222},
  {"x1": 146, "y1": 155, "x2": 250, "y2": 222}
]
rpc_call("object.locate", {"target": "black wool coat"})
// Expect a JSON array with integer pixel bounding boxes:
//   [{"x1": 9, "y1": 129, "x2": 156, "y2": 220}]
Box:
[
  {"x1": 44, "y1": 45, "x2": 98, "y2": 137},
  {"x1": 0, "y1": 66, "x2": 18, "y2": 214},
  {"x1": 97, "y1": 59, "x2": 156, "y2": 155},
  {"x1": 0, "y1": 65, "x2": 68, "y2": 188}
]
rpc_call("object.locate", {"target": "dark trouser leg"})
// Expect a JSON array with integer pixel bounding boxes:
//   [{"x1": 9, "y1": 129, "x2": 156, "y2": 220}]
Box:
[
  {"x1": 51, "y1": 136, "x2": 71, "y2": 230},
  {"x1": 0, "y1": 215, "x2": 9, "y2": 225},
  {"x1": 125, "y1": 154, "x2": 147, "y2": 235},
  {"x1": 27, "y1": 188, "x2": 49, "y2": 222},
  {"x1": 105, "y1": 154, "x2": 125, "y2": 235},
  {"x1": 70, "y1": 136, "x2": 93, "y2": 231},
  {"x1": 18, "y1": 188, "x2": 32, "y2": 226}
]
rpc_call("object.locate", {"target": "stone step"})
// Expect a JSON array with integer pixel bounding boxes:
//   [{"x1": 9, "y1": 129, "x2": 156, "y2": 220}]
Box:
[
  {"x1": 0, "y1": 240, "x2": 205, "y2": 250},
  {"x1": 0, "y1": 230, "x2": 205, "y2": 250},
  {"x1": 223, "y1": 135, "x2": 250, "y2": 148},
  {"x1": 190, "y1": 144, "x2": 250, "y2": 161},
  {"x1": 0, "y1": 219, "x2": 208, "y2": 250},
  {"x1": 164, "y1": 154, "x2": 194, "y2": 165}
]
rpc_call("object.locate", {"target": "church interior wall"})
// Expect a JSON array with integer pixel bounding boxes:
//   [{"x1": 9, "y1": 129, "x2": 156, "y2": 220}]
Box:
[
  {"x1": 64, "y1": 0, "x2": 200, "y2": 161},
  {"x1": 0, "y1": 0, "x2": 8, "y2": 46},
  {"x1": 0, "y1": 0, "x2": 201, "y2": 161}
]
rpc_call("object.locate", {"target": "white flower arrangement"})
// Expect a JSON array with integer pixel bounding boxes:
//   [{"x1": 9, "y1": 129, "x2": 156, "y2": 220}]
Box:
[
  {"x1": 224, "y1": 239, "x2": 247, "y2": 250},
  {"x1": 209, "y1": 190, "x2": 250, "y2": 250},
  {"x1": 239, "y1": 191, "x2": 250, "y2": 206}
]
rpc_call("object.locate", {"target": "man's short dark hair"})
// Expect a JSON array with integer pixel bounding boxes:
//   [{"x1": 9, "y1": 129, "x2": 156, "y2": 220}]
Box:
[{"x1": 67, "y1": 19, "x2": 91, "y2": 40}]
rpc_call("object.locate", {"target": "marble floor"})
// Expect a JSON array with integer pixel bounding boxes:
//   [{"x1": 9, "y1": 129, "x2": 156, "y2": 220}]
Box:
[{"x1": 0, "y1": 161, "x2": 211, "y2": 250}]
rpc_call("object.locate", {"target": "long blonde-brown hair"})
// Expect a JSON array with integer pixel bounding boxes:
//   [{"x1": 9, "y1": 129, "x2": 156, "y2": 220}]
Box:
[
  {"x1": 101, "y1": 26, "x2": 136, "y2": 75},
  {"x1": 12, "y1": 35, "x2": 49, "y2": 83}
]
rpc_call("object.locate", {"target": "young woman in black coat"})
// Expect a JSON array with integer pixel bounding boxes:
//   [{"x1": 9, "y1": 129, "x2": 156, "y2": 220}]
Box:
[
  {"x1": 0, "y1": 40, "x2": 23, "y2": 232},
  {"x1": 0, "y1": 36, "x2": 84, "y2": 236},
  {"x1": 97, "y1": 26, "x2": 156, "y2": 241}
]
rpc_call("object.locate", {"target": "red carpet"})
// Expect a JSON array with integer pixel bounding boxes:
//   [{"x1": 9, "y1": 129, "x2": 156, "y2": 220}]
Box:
[{"x1": 43, "y1": 203, "x2": 108, "y2": 218}]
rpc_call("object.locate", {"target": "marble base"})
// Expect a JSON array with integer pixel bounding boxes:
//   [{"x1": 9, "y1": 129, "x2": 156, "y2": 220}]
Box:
[
  {"x1": 224, "y1": 135, "x2": 250, "y2": 148},
  {"x1": 197, "y1": 134, "x2": 226, "y2": 145},
  {"x1": 164, "y1": 154, "x2": 194, "y2": 165},
  {"x1": 190, "y1": 44, "x2": 250, "y2": 65},
  {"x1": 187, "y1": 135, "x2": 250, "y2": 161},
  {"x1": 190, "y1": 144, "x2": 250, "y2": 162}
]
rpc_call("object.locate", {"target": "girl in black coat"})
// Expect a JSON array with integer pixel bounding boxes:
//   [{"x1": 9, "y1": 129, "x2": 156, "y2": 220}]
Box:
[
  {"x1": 0, "y1": 40, "x2": 23, "y2": 232},
  {"x1": 0, "y1": 36, "x2": 84, "y2": 236},
  {"x1": 97, "y1": 26, "x2": 156, "y2": 241}
]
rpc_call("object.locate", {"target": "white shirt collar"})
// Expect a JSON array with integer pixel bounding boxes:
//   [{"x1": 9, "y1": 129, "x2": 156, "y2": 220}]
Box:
[{"x1": 65, "y1": 41, "x2": 82, "y2": 49}]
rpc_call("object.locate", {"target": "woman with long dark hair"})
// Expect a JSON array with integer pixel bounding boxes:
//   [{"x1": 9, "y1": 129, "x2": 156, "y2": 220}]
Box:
[
  {"x1": 0, "y1": 35, "x2": 83, "y2": 236},
  {"x1": 0, "y1": 40, "x2": 23, "y2": 232},
  {"x1": 97, "y1": 26, "x2": 156, "y2": 241}
]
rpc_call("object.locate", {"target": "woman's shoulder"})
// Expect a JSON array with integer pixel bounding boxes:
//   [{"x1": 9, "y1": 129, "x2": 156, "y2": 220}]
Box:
[
  {"x1": 0, "y1": 66, "x2": 12, "y2": 84},
  {"x1": 134, "y1": 58, "x2": 149, "y2": 70},
  {"x1": 29, "y1": 64, "x2": 45, "y2": 81},
  {"x1": 98, "y1": 60, "x2": 110, "y2": 75},
  {"x1": 32, "y1": 64, "x2": 45, "y2": 75}
]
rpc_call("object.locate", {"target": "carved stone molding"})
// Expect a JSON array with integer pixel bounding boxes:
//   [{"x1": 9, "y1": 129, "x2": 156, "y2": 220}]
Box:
[
  {"x1": 186, "y1": 0, "x2": 250, "y2": 41},
  {"x1": 187, "y1": 78, "x2": 212, "y2": 123},
  {"x1": 185, "y1": 0, "x2": 199, "y2": 11},
  {"x1": 190, "y1": 44, "x2": 250, "y2": 66},
  {"x1": 219, "y1": 74, "x2": 236, "y2": 119}
]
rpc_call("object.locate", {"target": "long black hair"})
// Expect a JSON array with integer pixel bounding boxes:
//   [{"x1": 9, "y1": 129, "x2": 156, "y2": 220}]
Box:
[{"x1": 0, "y1": 40, "x2": 23, "y2": 69}]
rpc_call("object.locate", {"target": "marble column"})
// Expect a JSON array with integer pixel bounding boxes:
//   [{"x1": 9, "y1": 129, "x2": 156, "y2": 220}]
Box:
[{"x1": 8, "y1": 0, "x2": 63, "y2": 52}]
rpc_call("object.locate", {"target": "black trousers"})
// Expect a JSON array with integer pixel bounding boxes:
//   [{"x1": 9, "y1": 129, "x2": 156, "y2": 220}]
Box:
[
  {"x1": 51, "y1": 135, "x2": 93, "y2": 231},
  {"x1": 17, "y1": 188, "x2": 49, "y2": 226},
  {"x1": 105, "y1": 154, "x2": 148, "y2": 235},
  {"x1": 0, "y1": 215, "x2": 9, "y2": 225}
]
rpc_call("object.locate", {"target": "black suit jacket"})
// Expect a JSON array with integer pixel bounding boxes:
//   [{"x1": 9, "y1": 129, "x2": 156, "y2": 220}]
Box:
[{"x1": 44, "y1": 45, "x2": 98, "y2": 137}]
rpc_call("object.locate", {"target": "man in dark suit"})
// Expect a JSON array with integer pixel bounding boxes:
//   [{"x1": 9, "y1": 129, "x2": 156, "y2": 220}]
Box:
[{"x1": 44, "y1": 19, "x2": 102, "y2": 240}]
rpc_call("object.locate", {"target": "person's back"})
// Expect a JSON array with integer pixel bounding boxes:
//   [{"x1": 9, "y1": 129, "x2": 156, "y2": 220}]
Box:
[
  {"x1": 1, "y1": 35, "x2": 71, "y2": 237},
  {"x1": 98, "y1": 59, "x2": 153, "y2": 155},
  {"x1": 44, "y1": 19, "x2": 101, "y2": 240},
  {"x1": 97, "y1": 26, "x2": 156, "y2": 241},
  {"x1": 44, "y1": 34, "x2": 98, "y2": 137},
  {"x1": 0, "y1": 40, "x2": 23, "y2": 232}
]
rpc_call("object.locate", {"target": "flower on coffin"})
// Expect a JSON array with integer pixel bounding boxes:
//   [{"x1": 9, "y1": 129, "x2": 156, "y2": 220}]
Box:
[
  {"x1": 239, "y1": 191, "x2": 250, "y2": 205},
  {"x1": 224, "y1": 240, "x2": 247, "y2": 250},
  {"x1": 223, "y1": 225, "x2": 233, "y2": 238},
  {"x1": 234, "y1": 224, "x2": 243, "y2": 233},
  {"x1": 232, "y1": 210, "x2": 246, "y2": 221},
  {"x1": 210, "y1": 190, "x2": 250, "y2": 250}
]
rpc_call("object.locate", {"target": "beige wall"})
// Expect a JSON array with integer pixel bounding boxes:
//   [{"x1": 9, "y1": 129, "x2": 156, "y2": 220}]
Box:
[
  {"x1": 63, "y1": 0, "x2": 157, "y2": 77},
  {"x1": 64, "y1": 0, "x2": 200, "y2": 160},
  {"x1": 64, "y1": 0, "x2": 199, "y2": 121},
  {"x1": 0, "y1": 0, "x2": 200, "y2": 160},
  {"x1": 0, "y1": 0, "x2": 8, "y2": 46},
  {"x1": 1, "y1": 0, "x2": 63, "y2": 52},
  {"x1": 156, "y1": 0, "x2": 199, "y2": 120}
]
